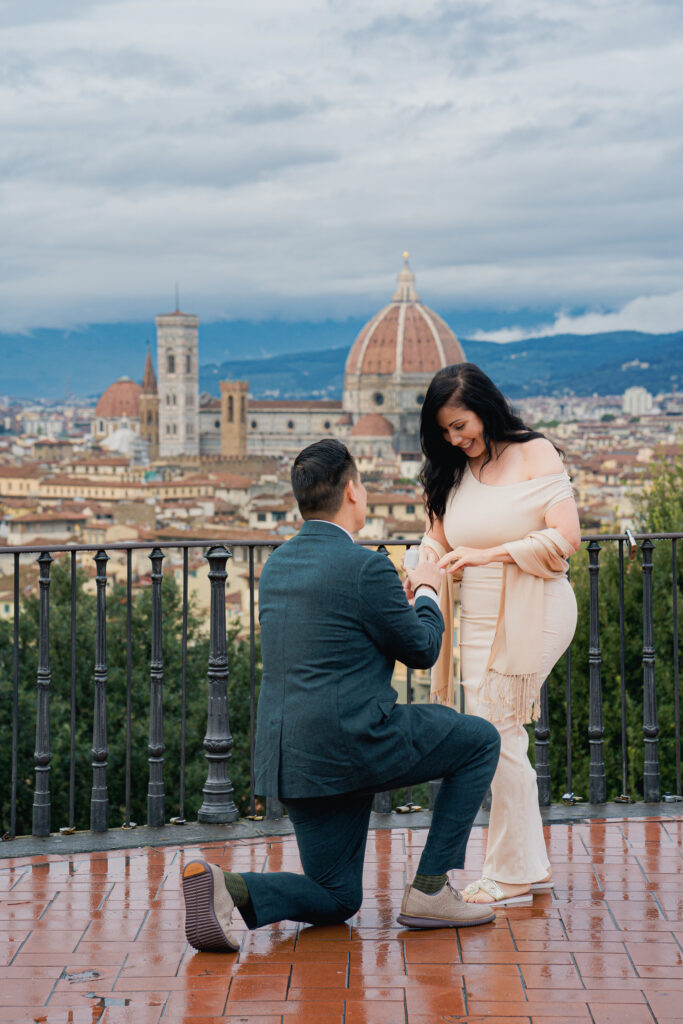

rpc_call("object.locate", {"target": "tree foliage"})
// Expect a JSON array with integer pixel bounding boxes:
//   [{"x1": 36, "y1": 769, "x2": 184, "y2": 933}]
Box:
[
  {"x1": 533, "y1": 450, "x2": 682, "y2": 802},
  {"x1": 0, "y1": 559, "x2": 260, "y2": 837},
  {"x1": 633, "y1": 447, "x2": 683, "y2": 534}
]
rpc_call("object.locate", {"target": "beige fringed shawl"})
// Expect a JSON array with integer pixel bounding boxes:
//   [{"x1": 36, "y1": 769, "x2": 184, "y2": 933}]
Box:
[
  {"x1": 421, "y1": 534, "x2": 458, "y2": 708},
  {"x1": 426, "y1": 528, "x2": 573, "y2": 723}
]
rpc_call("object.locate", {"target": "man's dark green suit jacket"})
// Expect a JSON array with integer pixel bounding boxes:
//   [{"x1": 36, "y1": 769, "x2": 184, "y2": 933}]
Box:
[{"x1": 254, "y1": 519, "x2": 451, "y2": 800}]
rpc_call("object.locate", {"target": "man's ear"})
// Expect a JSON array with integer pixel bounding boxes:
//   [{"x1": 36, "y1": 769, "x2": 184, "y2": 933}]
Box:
[{"x1": 346, "y1": 477, "x2": 358, "y2": 503}]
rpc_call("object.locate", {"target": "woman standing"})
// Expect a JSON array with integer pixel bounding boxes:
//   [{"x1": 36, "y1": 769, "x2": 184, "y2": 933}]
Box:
[{"x1": 417, "y1": 363, "x2": 580, "y2": 907}]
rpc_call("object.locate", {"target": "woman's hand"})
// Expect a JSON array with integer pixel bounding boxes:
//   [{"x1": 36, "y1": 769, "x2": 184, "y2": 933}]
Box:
[{"x1": 438, "y1": 545, "x2": 507, "y2": 573}]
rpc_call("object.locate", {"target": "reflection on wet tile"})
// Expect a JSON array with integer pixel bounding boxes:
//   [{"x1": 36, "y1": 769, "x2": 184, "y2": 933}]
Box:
[{"x1": 3, "y1": 817, "x2": 683, "y2": 1021}]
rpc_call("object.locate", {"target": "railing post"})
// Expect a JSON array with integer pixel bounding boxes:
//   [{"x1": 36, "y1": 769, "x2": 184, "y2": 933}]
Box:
[
  {"x1": 534, "y1": 681, "x2": 551, "y2": 806},
  {"x1": 124, "y1": 548, "x2": 133, "y2": 828},
  {"x1": 641, "y1": 538, "x2": 660, "y2": 801},
  {"x1": 249, "y1": 544, "x2": 257, "y2": 817},
  {"x1": 587, "y1": 540, "x2": 606, "y2": 803},
  {"x1": 177, "y1": 545, "x2": 189, "y2": 825},
  {"x1": 147, "y1": 547, "x2": 166, "y2": 827},
  {"x1": 373, "y1": 792, "x2": 392, "y2": 814},
  {"x1": 673, "y1": 539, "x2": 680, "y2": 797},
  {"x1": 564, "y1": 645, "x2": 574, "y2": 802},
  {"x1": 32, "y1": 552, "x2": 53, "y2": 837},
  {"x1": 68, "y1": 550, "x2": 77, "y2": 831},
  {"x1": 90, "y1": 550, "x2": 109, "y2": 832},
  {"x1": 198, "y1": 546, "x2": 239, "y2": 823},
  {"x1": 10, "y1": 553, "x2": 20, "y2": 839},
  {"x1": 617, "y1": 539, "x2": 630, "y2": 800}
]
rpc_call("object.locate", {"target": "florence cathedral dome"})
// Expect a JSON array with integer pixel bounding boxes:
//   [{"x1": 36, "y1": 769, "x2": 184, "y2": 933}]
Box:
[{"x1": 342, "y1": 255, "x2": 465, "y2": 452}]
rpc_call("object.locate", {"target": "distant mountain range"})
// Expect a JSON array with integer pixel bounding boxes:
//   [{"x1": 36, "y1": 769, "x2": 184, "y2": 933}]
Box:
[
  {"x1": 0, "y1": 322, "x2": 680, "y2": 401},
  {"x1": 201, "y1": 331, "x2": 683, "y2": 401}
]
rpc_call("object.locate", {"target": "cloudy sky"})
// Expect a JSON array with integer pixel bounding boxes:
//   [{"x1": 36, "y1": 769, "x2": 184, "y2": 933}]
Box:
[{"x1": 2, "y1": 0, "x2": 682, "y2": 338}]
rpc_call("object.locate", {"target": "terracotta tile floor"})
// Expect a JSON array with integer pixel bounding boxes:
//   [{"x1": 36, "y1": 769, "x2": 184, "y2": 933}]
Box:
[{"x1": 1, "y1": 817, "x2": 683, "y2": 1023}]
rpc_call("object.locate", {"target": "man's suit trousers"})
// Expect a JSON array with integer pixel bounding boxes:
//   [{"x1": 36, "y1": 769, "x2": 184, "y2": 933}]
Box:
[{"x1": 239, "y1": 708, "x2": 500, "y2": 929}]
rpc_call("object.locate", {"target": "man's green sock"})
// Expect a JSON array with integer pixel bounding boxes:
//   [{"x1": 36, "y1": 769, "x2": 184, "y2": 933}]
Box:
[
  {"x1": 223, "y1": 871, "x2": 251, "y2": 909},
  {"x1": 412, "y1": 872, "x2": 448, "y2": 895}
]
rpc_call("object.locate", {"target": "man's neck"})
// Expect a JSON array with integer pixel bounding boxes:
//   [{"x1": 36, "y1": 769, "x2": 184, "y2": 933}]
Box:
[{"x1": 306, "y1": 517, "x2": 356, "y2": 540}]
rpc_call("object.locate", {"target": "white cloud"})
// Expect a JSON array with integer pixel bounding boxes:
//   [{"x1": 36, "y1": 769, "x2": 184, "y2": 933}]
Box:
[
  {"x1": 472, "y1": 290, "x2": 683, "y2": 342},
  {"x1": 0, "y1": 0, "x2": 682, "y2": 330}
]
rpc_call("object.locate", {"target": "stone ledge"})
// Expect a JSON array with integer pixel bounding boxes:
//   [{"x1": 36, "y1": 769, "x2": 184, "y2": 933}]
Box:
[{"x1": 1, "y1": 800, "x2": 681, "y2": 859}]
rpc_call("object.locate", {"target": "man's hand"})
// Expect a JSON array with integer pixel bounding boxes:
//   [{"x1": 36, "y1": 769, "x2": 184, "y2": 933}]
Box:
[{"x1": 405, "y1": 546, "x2": 444, "y2": 596}]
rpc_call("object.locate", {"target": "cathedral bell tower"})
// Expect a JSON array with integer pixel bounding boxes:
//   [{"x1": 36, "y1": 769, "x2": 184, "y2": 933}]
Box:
[{"x1": 157, "y1": 308, "x2": 200, "y2": 457}]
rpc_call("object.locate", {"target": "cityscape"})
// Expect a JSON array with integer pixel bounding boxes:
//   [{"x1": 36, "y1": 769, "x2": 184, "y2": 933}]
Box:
[{"x1": 1, "y1": 257, "x2": 681, "y2": 633}]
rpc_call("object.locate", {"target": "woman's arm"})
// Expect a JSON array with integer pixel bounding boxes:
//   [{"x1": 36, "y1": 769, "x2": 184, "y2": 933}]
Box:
[
  {"x1": 523, "y1": 438, "x2": 581, "y2": 552},
  {"x1": 422, "y1": 515, "x2": 451, "y2": 559},
  {"x1": 439, "y1": 506, "x2": 581, "y2": 574},
  {"x1": 545, "y1": 497, "x2": 581, "y2": 552},
  {"x1": 438, "y1": 441, "x2": 582, "y2": 573},
  {"x1": 438, "y1": 544, "x2": 514, "y2": 573}
]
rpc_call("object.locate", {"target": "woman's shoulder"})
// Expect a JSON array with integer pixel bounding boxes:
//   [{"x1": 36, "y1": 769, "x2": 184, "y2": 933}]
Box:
[{"x1": 517, "y1": 436, "x2": 564, "y2": 478}]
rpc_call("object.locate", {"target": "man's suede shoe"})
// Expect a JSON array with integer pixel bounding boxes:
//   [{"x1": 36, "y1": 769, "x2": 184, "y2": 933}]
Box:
[
  {"x1": 397, "y1": 880, "x2": 496, "y2": 928},
  {"x1": 182, "y1": 859, "x2": 240, "y2": 952}
]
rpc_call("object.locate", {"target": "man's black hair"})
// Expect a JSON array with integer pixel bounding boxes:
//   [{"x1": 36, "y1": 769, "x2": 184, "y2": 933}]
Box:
[{"x1": 291, "y1": 439, "x2": 358, "y2": 519}]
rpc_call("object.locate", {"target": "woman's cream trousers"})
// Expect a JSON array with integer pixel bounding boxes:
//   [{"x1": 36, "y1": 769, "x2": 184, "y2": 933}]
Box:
[{"x1": 460, "y1": 564, "x2": 577, "y2": 885}]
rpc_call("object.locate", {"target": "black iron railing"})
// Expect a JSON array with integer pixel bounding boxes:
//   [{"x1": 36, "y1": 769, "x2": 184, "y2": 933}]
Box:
[{"x1": 0, "y1": 532, "x2": 681, "y2": 840}]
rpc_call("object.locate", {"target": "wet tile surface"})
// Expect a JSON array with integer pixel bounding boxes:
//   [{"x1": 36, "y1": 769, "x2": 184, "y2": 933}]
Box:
[{"x1": 1, "y1": 817, "x2": 683, "y2": 1022}]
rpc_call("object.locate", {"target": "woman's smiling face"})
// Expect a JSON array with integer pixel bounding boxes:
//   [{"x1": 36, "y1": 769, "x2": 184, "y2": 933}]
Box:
[{"x1": 435, "y1": 402, "x2": 485, "y2": 458}]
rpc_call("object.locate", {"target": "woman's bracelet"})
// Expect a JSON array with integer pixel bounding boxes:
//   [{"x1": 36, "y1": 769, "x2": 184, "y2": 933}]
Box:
[{"x1": 415, "y1": 582, "x2": 439, "y2": 595}]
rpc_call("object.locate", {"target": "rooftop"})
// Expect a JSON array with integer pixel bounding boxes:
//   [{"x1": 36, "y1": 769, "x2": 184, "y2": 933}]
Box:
[{"x1": 2, "y1": 815, "x2": 682, "y2": 1022}]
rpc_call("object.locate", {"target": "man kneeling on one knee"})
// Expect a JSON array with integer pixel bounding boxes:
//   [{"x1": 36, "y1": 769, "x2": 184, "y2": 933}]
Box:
[{"x1": 182, "y1": 439, "x2": 501, "y2": 950}]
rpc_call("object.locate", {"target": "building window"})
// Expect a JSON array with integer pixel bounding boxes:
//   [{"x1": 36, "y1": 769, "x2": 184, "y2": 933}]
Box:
[
  {"x1": 374, "y1": 392, "x2": 384, "y2": 405},
  {"x1": 172, "y1": 393, "x2": 177, "y2": 405},
  {"x1": 416, "y1": 394, "x2": 424, "y2": 405},
  {"x1": 257, "y1": 512, "x2": 266, "y2": 522},
  {"x1": 166, "y1": 425, "x2": 170, "y2": 434},
  {"x1": 186, "y1": 354, "x2": 191, "y2": 373},
  {"x1": 241, "y1": 396, "x2": 246, "y2": 422},
  {"x1": 214, "y1": 419, "x2": 220, "y2": 429},
  {"x1": 147, "y1": 412, "x2": 153, "y2": 424},
  {"x1": 251, "y1": 420, "x2": 257, "y2": 428},
  {"x1": 187, "y1": 423, "x2": 193, "y2": 435},
  {"x1": 228, "y1": 396, "x2": 234, "y2": 423},
  {"x1": 167, "y1": 354, "x2": 175, "y2": 374},
  {"x1": 173, "y1": 424, "x2": 177, "y2": 434},
  {"x1": 407, "y1": 504, "x2": 415, "y2": 514},
  {"x1": 324, "y1": 420, "x2": 331, "y2": 429},
  {"x1": 287, "y1": 420, "x2": 294, "y2": 429}
]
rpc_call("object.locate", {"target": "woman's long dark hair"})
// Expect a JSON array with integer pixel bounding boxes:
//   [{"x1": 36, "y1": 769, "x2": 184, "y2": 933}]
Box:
[{"x1": 419, "y1": 362, "x2": 559, "y2": 523}]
